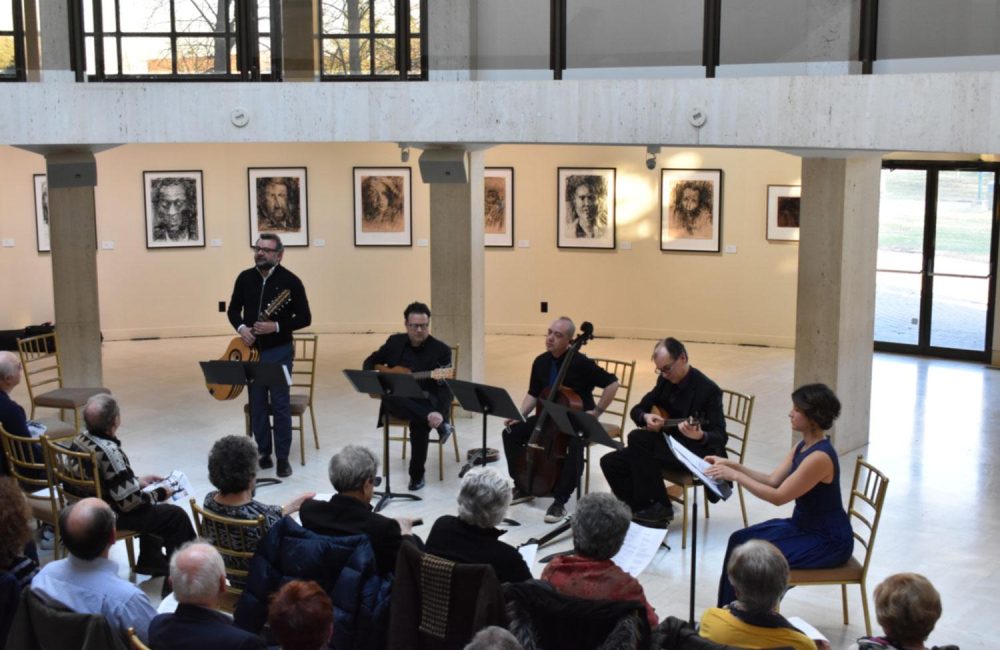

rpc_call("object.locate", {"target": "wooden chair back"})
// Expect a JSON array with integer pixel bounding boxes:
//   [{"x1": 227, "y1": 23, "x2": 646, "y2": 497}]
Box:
[
  {"x1": 0, "y1": 426, "x2": 67, "y2": 558},
  {"x1": 189, "y1": 498, "x2": 267, "y2": 599},
  {"x1": 16, "y1": 333, "x2": 63, "y2": 410},
  {"x1": 583, "y1": 358, "x2": 635, "y2": 493},
  {"x1": 127, "y1": 626, "x2": 151, "y2": 650},
  {"x1": 846, "y1": 455, "x2": 890, "y2": 578},
  {"x1": 291, "y1": 334, "x2": 318, "y2": 403}
]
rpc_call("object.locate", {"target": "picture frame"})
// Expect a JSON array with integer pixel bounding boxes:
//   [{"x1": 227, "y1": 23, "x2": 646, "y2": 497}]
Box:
[
  {"x1": 353, "y1": 167, "x2": 412, "y2": 246},
  {"x1": 557, "y1": 167, "x2": 616, "y2": 249},
  {"x1": 766, "y1": 184, "x2": 801, "y2": 242},
  {"x1": 660, "y1": 168, "x2": 723, "y2": 253},
  {"x1": 143, "y1": 171, "x2": 206, "y2": 249},
  {"x1": 33, "y1": 174, "x2": 49, "y2": 252},
  {"x1": 248, "y1": 167, "x2": 309, "y2": 247},
  {"x1": 485, "y1": 167, "x2": 514, "y2": 247}
]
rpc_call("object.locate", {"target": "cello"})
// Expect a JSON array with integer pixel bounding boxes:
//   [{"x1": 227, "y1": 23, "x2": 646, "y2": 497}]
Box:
[{"x1": 514, "y1": 321, "x2": 595, "y2": 497}]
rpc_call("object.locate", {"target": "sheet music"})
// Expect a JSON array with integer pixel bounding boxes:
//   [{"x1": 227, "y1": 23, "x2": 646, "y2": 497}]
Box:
[
  {"x1": 142, "y1": 470, "x2": 194, "y2": 504},
  {"x1": 518, "y1": 543, "x2": 538, "y2": 568},
  {"x1": 611, "y1": 522, "x2": 667, "y2": 577},
  {"x1": 666, "y1": 435, "x2": 728, "y2": 499},
  {"x1": 786, "y1": 616, "x2": 828, "y2": 644}
]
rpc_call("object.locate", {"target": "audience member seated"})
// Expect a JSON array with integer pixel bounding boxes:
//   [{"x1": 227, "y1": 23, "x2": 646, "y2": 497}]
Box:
[
  {"x1": 31, "y1": 497, "x2": 158, "y2": 643},
  {"x1": 706, "y1": 383, "x2": 853, "y2": 607},
  {"x1": 851, "y1": 573, "x2": 958, "y2": 650},
  {"x1": 0, "y1": 351, "x2": 48, "y2": 490},
  {"x1": 267, "y1": 580, "x2": 334, "y2": 650},
  {"x1": 148, "y1": 541, "x2": 266, "y2": 650},
  {"x1": 72, "y1": 394, "x2": 196, "y2": 578},
  {"x1": 425, "y1": 468, "x2": 531, "y2": 584},
  {"x1": 0, "y1": 476, "x2": 39, "y2": 645},
  {"x1": 203, "y1": 435, "x2": 314, "y2": 584},
  {"x1": 464, "y1": 625, "x2": 524, "y2": 650},
  {"x1": 540, "y1": 492, "x2": 658, "y2": 627},
  {"x1": 299, "y1": 444, "x2": 421, "y2": 576},
  {"x1": 699, "y1": 539, "x2": 820, "y2": 650}
]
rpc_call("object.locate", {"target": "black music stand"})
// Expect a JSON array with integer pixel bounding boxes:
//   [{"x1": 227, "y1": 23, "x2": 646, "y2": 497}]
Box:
[
  {"x1": 666, "y1": 435, "x2": 730, "y2": 624},
  {"x1": 343, "y1": 369, "x2": 425, "y2": 513},
  {"x1": 200, "y1": 360, "x2": 289, "y2": 487},
  {"x1": 529, "y1": 402, "x2": 623, "y2": 558}
]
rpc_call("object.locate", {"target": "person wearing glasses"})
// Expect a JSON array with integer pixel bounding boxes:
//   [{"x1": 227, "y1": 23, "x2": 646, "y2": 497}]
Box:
[
  {"x1": 299, "y1": 445, "x2": 420, "y2": 576},
  {"x1": 362, "y1": 301, "x2": 453, "y2": 492},
  {"x1": 599, "y1": 337, "x2": 727, "y2": 525},
  {"x1": 227, "y1": 233, "x2": 312, "y2": 478}
]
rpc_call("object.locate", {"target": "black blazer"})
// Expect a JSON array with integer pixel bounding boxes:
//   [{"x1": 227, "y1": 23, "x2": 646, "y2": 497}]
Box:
[
  {"x1": 149, "y1": 604, "x2": 266, "y2": 650},
  {"x1": 362, "y1": 332, "x2": 453, "y2": 422},
  {"x1": 299, "y1": 494, "x2": 421, "y2": 576}
]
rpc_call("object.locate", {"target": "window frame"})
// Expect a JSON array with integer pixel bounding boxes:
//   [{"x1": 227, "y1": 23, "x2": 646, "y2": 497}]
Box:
[
  {"x1": 317, "y1": 0, "x2": 427, "y2": 81},
  {"x1": 0, "y1": 0, "x2": 27, "y2": 81}
]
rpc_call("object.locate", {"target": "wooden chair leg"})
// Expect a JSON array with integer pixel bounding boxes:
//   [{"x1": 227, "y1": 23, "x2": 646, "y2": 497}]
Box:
[
  {"x1": 401, "y1": 428, "x2": 408, "y2": 460},
  {"x1": 125, "y1": 536, "x2": 136, "y2": 574},
  {"x1": 738, "y1": 484, "x2": 749, "y2": 527},
  {"x1": 438, "y1": 438, "x2": 444, "y2": 481},
  {"x1": 244, "y1": 409, "x2": 251, "y2": 437},
  {"x1": 450, "y1": 425, "x2": 460, "y2": 462},
  {"x1": 860, "y1": 582, "x2": 872, "y2": 635},
  {"x1": 298, "y1": 415, "x2": 305, "y2": 466},
  {"x1": 309, "y1": 408, "x2": 319, "y2": 449},
  {"x1": 841, "y1": 584, "x2": 850, "y2": 625},
  {"x1": 703, "y1": 486, "x2": 710, "y2": 519},
  {"x1": 681, "y1": 486, "x2": 689, "y2": 550}
]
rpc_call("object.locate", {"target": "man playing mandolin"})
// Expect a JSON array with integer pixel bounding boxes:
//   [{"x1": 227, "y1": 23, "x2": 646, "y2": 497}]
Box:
[
  {"x1": 363, "y1": 302, "x2": 453, "y2": 492},
  {"x1": 227, "y1": 234, "x2": 311, "y2": 478},
  {"x1": 502, "y1": 317, "x2": 619, "y2": 524},
  {"x1": 600, "y1": 337, "x2": 726, "y2": 525}
]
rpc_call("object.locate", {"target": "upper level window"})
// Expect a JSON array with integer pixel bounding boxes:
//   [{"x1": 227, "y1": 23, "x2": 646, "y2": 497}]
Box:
[
  {"x1": 0, "y1": 0, "x2": 26, "y2": 81},
  {"x1": 78, "y1": 0, "x2": 279, "y2": 80},
  {"x1": 319, "y1": 0, "x2": 425, "y2": 80}
]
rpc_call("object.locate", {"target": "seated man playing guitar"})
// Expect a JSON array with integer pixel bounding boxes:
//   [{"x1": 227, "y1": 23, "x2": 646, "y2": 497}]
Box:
[
  {"x1": 600, "y1": 337, "x2": 727, "y2": 524},
  {"x1": 362, "y1": 301, "x2": 453, "y2": 492}
]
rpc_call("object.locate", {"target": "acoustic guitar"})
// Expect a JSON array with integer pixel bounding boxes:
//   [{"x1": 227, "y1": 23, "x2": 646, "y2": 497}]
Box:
[
  {"x1": 367, "y1": 364, "x2": 455, "y2": 399},
  {"x1": 206, "y1": 289, "x2": 292, "y2": 401}
]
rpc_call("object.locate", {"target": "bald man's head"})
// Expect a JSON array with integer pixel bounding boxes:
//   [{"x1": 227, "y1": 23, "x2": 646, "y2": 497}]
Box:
[
  {"x1": 170, "y1": 542, "x2": 225, "y2": 606},
  {"x1": 83, "y1": 393, "x2": 120, "y2": 437},
  {"x1": 60, "y1": 497, "x2": 115, "y2": 561}
]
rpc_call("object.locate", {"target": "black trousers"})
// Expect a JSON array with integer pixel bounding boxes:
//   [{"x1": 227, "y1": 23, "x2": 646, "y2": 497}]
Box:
[
  {"x1": 502, "y1": 416, "x2": 584, "y2": 505},
  {"x1": 116, "y1": 501, "x2": 196, "y2": 560},
  {"x1": 382, "y1": 395, "x2": 449, "y2": 482},
  {"x1": 599, "y1": 428, "x2": 688, "y2": 511}
]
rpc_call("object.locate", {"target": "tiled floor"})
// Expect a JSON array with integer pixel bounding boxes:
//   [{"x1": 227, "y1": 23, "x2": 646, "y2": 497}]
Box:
[{"x1": 17, "y1": 333, "x2": 992, "y2": 648}]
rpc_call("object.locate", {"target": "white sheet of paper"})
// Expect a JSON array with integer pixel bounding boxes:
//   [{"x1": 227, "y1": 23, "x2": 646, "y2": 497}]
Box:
[
  {"x1": 611, "y1": 522, "x2": 668, "y2": 577},
  {"x1": 666, "y1": 435, "x2": 726, "y2": 498},
  {"x1": 283, "y1": 364, "x2": 293, "y2": 386},
  {"x1": 142, "y1": 470, "x2": 194, "y2": 504},
  {"x1": 519, "y1": 543, "x2": 539, "y2": 568},
  {"x1": 786, "y1": 616, "x2": 828, "y2": 643}
]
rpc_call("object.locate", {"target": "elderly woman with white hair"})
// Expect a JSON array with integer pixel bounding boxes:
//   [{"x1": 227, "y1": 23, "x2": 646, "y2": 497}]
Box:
[
  {"x1": 425, "y1": 468, "x2": 531, "y2": 583},
  {"x1": 699, "y1": 539, "x2": 819, "y2": 650}
]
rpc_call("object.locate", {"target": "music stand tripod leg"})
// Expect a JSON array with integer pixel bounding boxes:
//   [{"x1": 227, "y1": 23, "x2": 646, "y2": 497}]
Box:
[{"x1": 373, "y1": 416, "x2": 422, "y2": 513}]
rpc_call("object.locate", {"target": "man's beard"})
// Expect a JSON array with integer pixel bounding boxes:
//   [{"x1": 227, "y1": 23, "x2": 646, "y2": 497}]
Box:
[{"x1": 256, "y1": 259, "x2": 275, "y2": 270}]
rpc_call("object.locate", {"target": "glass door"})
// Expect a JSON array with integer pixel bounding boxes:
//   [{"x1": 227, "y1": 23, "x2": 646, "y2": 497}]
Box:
[{"x1": 875, "y1": 164, "x2": 998, "y2": 360}]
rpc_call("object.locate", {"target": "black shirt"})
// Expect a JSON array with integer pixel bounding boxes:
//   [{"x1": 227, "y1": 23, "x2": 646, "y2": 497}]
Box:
[
  {"x1": 425, "y1": 515, "x2": 532, "y2": 584},
  {"x1": 629, "y1": 366, "x2": 727, "y2": 457},
  {"x1": 227, "y1": 265, "x2": 311, "y2": 351},
  {"x1": 362, "y1": 333, "x2": 453, "y2": 408},
  {"x1": 527, "y1": 351, "x2": 617, "y2": 412}
]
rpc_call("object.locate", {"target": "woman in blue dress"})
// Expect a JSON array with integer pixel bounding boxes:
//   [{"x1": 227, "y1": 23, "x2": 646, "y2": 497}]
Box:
[{"x1": 705, "y1": 383, "x2": 854, "y2": 607}]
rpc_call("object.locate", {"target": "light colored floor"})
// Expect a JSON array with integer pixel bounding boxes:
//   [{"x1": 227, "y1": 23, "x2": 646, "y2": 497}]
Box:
[{"x1": 17, "y1": 333, "x2": 993, "y2": 649}]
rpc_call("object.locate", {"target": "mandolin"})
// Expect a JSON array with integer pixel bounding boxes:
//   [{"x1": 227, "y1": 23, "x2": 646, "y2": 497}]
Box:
[
  {"x1": 373, "y1": 364, "x2": 455, "y2": 381},
  {"x1": 649, "y1": 405, "x2": 702, "y2": 431},
  {"x1": 206, "y1": 289, "x2": 292, "y2": 401}
]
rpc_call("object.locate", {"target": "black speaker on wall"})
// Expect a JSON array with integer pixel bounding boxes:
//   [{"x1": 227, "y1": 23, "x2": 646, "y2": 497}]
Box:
[{"x1": 418, "y1": 148, "x2": 468, "y2": 184}]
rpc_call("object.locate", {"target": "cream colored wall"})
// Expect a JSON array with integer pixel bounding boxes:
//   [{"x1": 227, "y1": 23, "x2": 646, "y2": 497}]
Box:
[{"x1": 0, "y1": 142, "x2": 801, "y2": 346}]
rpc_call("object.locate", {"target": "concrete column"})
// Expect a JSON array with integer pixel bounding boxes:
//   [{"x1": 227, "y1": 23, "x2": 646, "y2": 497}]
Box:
[
  {"x1": 46, "y1": 151, "x2": 103, "y2": 387},
  {"x1": 793, "y1": 155, "x2": 881, "y2": 452},
  {"x1": 427, "y1": 0, "x2": 475, "y2": 80},
  {"x1": 282, "y1": 0, "x2": 318, "y2": 80},
  {"x1": 804, "y1": 0, "x2": 862, "y2": 75},
  {"x1": 36, "y1": 0, "x2": 74, "y2": 82},
  {"x1": 429, "y1": 150, "x2": 485, "y2": 387}
]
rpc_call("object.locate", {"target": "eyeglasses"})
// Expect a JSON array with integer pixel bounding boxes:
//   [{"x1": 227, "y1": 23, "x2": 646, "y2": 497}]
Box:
[
  {"x1": 372, "y1": 476, "x2": 383, "y2": 487},
  {"x1": 655, "y1": 359, "x2": 679, "y2": 376},
  {"x1": 253, "y1": 246, "x2": 279, "y2": 254},
  {"x1": 406, "y1": 322, "x2": 429, "y2": 330}
]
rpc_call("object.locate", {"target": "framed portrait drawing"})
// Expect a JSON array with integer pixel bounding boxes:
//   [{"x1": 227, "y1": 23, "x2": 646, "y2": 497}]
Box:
[
  {"x1": 485, "y1": 167, "x2": 514, "y2": 247},
  {"x1": 33, "y1": 174, "x2": 49, "y2": 252},
  {"x1": 248, "y1": 167, "x2": 309, "y2": 247},
  {"x1": 766, "y1": 184, "x2": 801, "y2": 242},
  {"x1": 353, "y1": 167, "x2": 412, "y2": 246},
  {"x1": 660, "y1": 168, "x2": 723, "y2": 253},
  {"x1": 144, "y1": 171, "x2": 205, "y2": 249},
  {"x1": 557, "y1": 167, "x2": 616, "y2": 249}
]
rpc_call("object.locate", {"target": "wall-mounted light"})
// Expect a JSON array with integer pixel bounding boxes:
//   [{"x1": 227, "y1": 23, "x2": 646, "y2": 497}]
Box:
[{"x1": 645, "y1": 145, "x2": 660, "y2": 171}]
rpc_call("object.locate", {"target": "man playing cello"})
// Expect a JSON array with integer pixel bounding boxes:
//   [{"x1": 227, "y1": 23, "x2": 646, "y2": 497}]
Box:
[{"x1": 503, "y1": 317, "x2": 619, "y2": 523}]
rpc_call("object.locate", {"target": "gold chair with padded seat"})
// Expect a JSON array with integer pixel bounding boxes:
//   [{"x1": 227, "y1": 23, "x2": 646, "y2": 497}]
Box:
[
  {"x1": 786, "y1": 455, "x2": 889, "y2": 636},
  {"x1": 583, "y1": 358, "x2": 635, "y2": 494},
  {"x1": 662, "y1": 389, "x2": 755, "y2": 549},
  {"x1": 17, "y1": 332, "x2": 110, "y2": 433},
  {"x1": 385, "y1": 344, "x2": 461, "y2": 481},
  {"x1": 189, "y1": 498, "x2": 266, "y2": 613},
  {"x1": 243, "y1": 333, "x2": 320, "y2": 466},
  {"x1": 0, "y1": 425, "x2": 73, "y2": 559},
  {"x1": 43, "y1": 436, "x2": 138, "y2": 574}
]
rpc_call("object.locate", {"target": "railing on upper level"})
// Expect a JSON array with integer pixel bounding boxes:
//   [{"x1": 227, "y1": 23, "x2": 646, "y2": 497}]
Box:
[{"x1": 2, "y1": 0, "x2": 999, "y2": 83}]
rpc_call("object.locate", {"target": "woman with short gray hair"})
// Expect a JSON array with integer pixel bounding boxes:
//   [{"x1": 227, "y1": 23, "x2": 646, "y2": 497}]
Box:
[
  {"x1": 541, "y1": 493, "x2": 658, "y2": 627},
  {"x1": 699, "y1": 539, "x2": 817, "y2": 650},
  {"x1": 425, "y1": 468, "x2": 531, "y2": 583}
]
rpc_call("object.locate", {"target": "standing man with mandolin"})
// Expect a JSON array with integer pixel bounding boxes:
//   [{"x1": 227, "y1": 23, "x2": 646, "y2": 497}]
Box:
[
  {"x1": 600, "y1": 337, "x2": 726, "y2": 525},
  {"x1": 503, "y1": 317, "x2": 619, "y2": 523},
  {"x1": 362, "y1": 302, "x2": 453, "y2": 492},
  {"x1": 228, "y1": 234, "x2": 311, "y2": 478}
]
